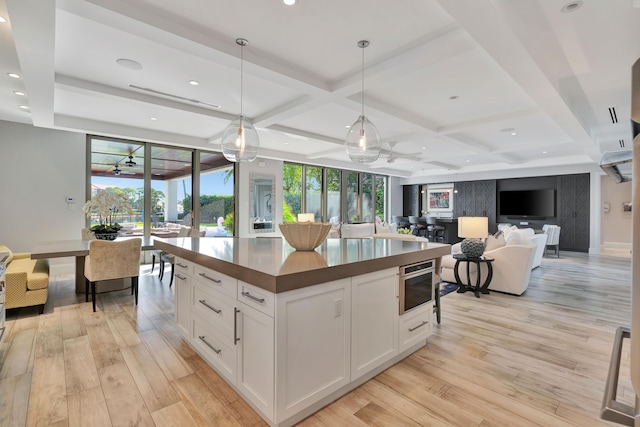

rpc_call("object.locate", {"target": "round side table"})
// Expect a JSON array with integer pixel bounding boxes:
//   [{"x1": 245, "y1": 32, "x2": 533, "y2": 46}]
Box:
[{"x1": 453, "y1": 254, "x2": 494, "y2": 298}]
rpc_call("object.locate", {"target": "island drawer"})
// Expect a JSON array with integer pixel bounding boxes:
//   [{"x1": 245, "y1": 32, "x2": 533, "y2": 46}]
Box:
[
  {"x1": 238, "y1": 281, "x2": 274, "y2": 317},
  {"x1": 192, "y1": 312, "x2": 236, "y2": 384},
  {"x1": 398, "y1": 303, "x2": 432, "y2": 353},
  {"x1": 192, "y1": 280, "x2": 236, "y2": 340},
  {"x1": 173, "y1": 257, "x2": 194, "y2": 277},
  {"x1": 193, "y1": 265, "x2": 237, "y2": 299}
]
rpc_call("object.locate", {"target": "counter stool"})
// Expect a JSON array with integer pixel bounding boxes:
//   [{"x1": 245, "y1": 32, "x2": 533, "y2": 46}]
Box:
[
  {"x1": 426, "y1": 216, "x2": 445, "y2": 243},
  {"x1": 408, "y1": 216, "x2": 427, "y2": 237}
]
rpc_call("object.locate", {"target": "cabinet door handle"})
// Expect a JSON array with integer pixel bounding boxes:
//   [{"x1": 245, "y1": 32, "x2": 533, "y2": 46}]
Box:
[
  {"x1": 176, "y1": 262, "x2": 188, "y2": 269},
  {"x1": 175, "y1": 273, "x2": 186, "y2": 281},
  {"x1": 241, "y1": 291, "x2": 265, "y2": 303},
  {"x1": 199, "y1": 299, "x2": 221, "y2": 314},
  {"x1": 408, "y1": 320, "x2": 428, "y2": 332},
  {"x1": 234, "y1": 308, "x2": 240, "y2": 345},
  {"x1": 198, "y1": 336, "x2": 221, "y2": 354},
  {"x1": 198, "y1": 272, "x2": 222, "y2": 283}
]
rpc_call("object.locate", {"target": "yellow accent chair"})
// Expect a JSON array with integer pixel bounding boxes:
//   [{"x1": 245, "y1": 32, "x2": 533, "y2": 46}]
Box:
[
  {"x1": 0, "y1": 243, "x2": 49, "y2": 314},
  {"x1": 84, "y1": 238, "x2": 142, "y2": 312}
]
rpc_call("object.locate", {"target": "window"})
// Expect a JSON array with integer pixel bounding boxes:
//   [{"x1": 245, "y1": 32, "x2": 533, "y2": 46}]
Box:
[
  {"x1": 282, "y1": 163, "x2": 302, "y2": 223},
  {"x1": 88, "y1": 136, "x2": 234, "y2": 235},
  {"x1": 283, "y1": 162, "x2": 388, "y2": 224}
]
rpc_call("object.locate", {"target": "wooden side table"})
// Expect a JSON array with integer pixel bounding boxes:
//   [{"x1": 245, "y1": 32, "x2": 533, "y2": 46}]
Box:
[{"x1": 453, "y1": 254, "x2": 494, "y2": 298}]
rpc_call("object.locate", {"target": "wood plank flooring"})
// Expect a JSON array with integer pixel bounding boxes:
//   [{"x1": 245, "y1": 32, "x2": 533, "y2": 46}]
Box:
[{"x1": 0, "y1": 252, "x2": 634, "y2": 426}]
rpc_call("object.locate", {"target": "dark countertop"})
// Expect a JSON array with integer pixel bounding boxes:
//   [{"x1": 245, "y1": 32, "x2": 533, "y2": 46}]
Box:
[{"x1": 154, "y1": 237, "x2": 450, "y2": 293}]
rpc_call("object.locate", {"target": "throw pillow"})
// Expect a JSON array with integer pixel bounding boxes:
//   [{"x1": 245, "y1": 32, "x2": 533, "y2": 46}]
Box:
[
  {"x1": 0, "y1": 243, "x2": 14, "y2": 264},
  {"x1": 493, "y1": 230, "x2": 503, "y2": 239},
  {"x1": 376, "y1": 222, "x2": 391, "y2": 234},
  {"x1": 484, "y1": 234, "x2": 506, "y2": 252},
  {"x1": 504, "y1": 232, "x2": 523, "y2": 245}
]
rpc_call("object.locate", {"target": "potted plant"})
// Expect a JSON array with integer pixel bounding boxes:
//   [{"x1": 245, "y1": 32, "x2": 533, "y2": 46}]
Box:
[{"x1": 83, "y1": 191, "x2": 134, "y2": 240}]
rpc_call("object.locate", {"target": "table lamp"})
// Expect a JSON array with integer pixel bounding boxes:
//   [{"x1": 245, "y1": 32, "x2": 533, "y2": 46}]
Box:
[
  {"x1": 458, "y1": 216, "x2": 488, "y2": 258},
  {"x1": 297, "y1": 213, "x2": 315, "y2": 222}
]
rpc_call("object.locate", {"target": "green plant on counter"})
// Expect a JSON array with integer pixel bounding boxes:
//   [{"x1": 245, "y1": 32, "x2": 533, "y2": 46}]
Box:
[{"x1": 397, "y1": 227, "x2": 413, "y2": 235}]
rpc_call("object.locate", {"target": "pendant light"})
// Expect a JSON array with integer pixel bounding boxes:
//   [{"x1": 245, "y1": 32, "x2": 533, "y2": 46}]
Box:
[
  {"x1": 345, "y1": 40, "x2": 381, "y2": 163},
  {"x1": 221, "y1": 38, "x2": 259, "y2": 163}
]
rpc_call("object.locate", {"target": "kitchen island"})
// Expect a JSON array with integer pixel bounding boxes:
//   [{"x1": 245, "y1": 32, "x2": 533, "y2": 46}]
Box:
[{"x1": 154, "y1": 237, "x2": 450, "y2": 427}]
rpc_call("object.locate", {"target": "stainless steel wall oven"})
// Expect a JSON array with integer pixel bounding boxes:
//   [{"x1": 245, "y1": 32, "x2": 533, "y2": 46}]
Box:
[{"x1": 399, "y1": 259, "x2": 435, "y2": 315}]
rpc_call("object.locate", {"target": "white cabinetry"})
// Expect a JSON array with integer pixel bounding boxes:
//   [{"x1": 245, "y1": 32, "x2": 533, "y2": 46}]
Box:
[
  {"x1": 237, "y1": 301, "x2": 274, "y2": 420},
  {"x1": 173, "y1": 259, "x2": 192, "y2": 339},
  {"x1": 174, "y1": 258, "x2": 275, "y2": 421},
  {"x1": 275, "y1": 278, "x2": 351, "y2": 422},
  {"x1": 351, "y1": 268, "x2": 398, "y2": 380},
  {"x1": 398, "y1": 303, "x2": 432, "y2": 353}
]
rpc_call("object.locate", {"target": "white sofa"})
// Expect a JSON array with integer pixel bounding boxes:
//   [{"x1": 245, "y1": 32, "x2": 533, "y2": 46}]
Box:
[
  {"x1": 440, "y1": 228, "x2": 540, "y2": 295},
  {"x1": 328, "y1": 222, "x2": 428, "y2": 242}
]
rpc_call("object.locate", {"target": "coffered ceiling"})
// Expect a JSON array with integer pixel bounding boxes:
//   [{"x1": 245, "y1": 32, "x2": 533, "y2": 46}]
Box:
[{"x1": 1, "y1": 0, "x2": 639, "y2": 178}]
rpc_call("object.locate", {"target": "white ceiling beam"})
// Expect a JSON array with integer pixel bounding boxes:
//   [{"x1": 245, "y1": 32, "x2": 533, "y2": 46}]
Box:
[
  {"x1": 6, "y1": 0, "x2": 55, "y2": 127},
  {"x1": 437, "y1": 108, "x2": 539, "y2": 135},
  {"x1": 56, "y1": 75, "x2": 236, "y2": 120}
]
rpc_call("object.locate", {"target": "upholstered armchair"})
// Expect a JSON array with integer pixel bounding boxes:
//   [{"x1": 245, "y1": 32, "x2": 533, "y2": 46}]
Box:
[
  {"x1": 84, "y1": 238, "x2": 142, "y2": 312},
  {"x1": 0, "y1": 244, "x2": 49, "y2": 313},
  {"x1": 542, "y1": 224, "x2": 561, "y2": 257}
]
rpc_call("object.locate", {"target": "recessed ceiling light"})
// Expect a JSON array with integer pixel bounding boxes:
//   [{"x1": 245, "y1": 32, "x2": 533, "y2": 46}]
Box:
[
  {"x1": 421, "y1": 147, "x2": 426, "y2": 150},
  {"x1": 542, "y1": 151, "x2": 548, "y2": 154},
  {"x1": 561, "y1": 1, "x2": 582, "y2": 13},
  {"x1": 466, "y1": 160, "x2": 470, "y2": 163},
  {"x1": 7, "y1": 73, "x2": 21, "y2": 79},
  {"x1": 13, "y1": 91, "x2": 25, "y2": 96},
  {"x1": 510, "y1": 132, "x2": 517, "y2": 136},
  {"x1": 189, "y1": 80, "x2": 199, "y2": 86},
  {"x1": 18, "y1": 105, "x2": 29, "y2": 110},
  {"x1": 0, "y1": 16, "x2": 6, "y2": 23},
  {"x1": 283, "y1": 0, "x2": 296, "y2": 5},
  {"x1": 116, "y1": 58, "x2": 143, "y2": 70},
  {"x1": 345, "y1": 125, "x2": 351, "y2": 128},
  {"x1": 500, "y1": 127, "x2": 515, "y2": 133},
  {"x1": 150, "y1": 117, "x2": 157, "y2": 121},
  {"x1": 284, "y1": 142, "x2": 289, "y2": 145}
]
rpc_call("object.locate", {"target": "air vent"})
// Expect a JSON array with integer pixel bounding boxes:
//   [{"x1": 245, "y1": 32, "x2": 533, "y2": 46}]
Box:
[
  {"x1": 128, "y1": 84, "x2": 221, "y2": 109},
  {"x1": 619, "y1": 139, "x2": 625, "y2": 148},
  {"x1": 608, "y1": 107, "x2": 618, "y2": 124}
]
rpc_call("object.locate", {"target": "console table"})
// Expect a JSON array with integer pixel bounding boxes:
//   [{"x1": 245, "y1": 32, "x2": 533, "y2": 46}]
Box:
[{"x1": 453, "y1": 254, "x2": 494, "y2": 298}]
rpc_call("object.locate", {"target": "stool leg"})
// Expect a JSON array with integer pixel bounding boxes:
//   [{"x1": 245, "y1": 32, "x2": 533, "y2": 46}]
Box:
[
  {"x1": 151, "y1": 254, "x2": 156, "y2": 273},
  {"x1": 91, "y1": 281, "x2": 96, "y2": 312},
  {"x1": 133, "y1": 276, "x2": 139, "y2": 305},
  {"x1": 169, "y1": 264, "x2": 175, "y2": 287}
]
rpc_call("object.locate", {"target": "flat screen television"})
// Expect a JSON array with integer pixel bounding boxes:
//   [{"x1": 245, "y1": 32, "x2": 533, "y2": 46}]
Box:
[{"x1": 499, "y1": 189, "x2": 556, "y2": 218}]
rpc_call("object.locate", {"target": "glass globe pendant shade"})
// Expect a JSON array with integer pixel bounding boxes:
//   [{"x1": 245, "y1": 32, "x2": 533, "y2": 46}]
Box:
[
  {"x1": 345, "y1": 115, "x2": 381, "y2": 163},
  {"x1": 221, "y1": 114, "x2": 259, "y2": 162}
]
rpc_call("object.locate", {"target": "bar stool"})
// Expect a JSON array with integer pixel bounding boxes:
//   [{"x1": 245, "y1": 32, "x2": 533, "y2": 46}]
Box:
[
  {"x1": 426, "y1": 216, "x2": 445, "y2": 243},
  {"x1": 392, "y1": 215, "x2": 411, "y2": 230},
  {"x1": 408, "y1": 216, "x2": 427, "y2": 237}
]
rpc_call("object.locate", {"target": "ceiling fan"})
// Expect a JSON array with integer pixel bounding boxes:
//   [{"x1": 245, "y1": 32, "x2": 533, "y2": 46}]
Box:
[
  {"x1": 124, "y1": 154, "x2": 136, "y2": 167},
  {"x1": 113, "y1": 163, "x2": 136, "y2": 176}
]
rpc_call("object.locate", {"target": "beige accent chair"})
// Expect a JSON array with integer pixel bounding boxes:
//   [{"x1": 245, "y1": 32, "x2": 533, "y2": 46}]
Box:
[
  {"x1": 81, "y1": 228, "x2": 96, "y2": 240},
  {"x1": 1, "y1": 243, "x2": 49, "y2": 313},
  {"x1": 84, "y1": 238, "x2": 142, "y2": 312}
]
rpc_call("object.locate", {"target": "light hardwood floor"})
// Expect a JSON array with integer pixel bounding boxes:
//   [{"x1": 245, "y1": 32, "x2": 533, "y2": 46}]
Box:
[{"x1": 0, "y1": 252, "x2": 634, "y2": 426}]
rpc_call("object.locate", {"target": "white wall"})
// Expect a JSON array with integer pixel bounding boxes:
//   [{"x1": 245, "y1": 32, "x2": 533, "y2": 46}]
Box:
[
  {"x1": 0, "y1": 120, "x2": 86, "y2": 253},
  {"x1": 600, "y1": 175, "x2": 633, "y2": 253}
]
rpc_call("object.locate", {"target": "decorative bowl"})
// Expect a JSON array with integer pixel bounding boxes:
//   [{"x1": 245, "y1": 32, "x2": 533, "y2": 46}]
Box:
[{"x1": 279, "y1": 222, "x2": 332, "y2": 251}]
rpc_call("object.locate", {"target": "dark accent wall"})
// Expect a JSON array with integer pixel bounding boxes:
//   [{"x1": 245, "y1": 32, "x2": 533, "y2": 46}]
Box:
[
  {"x1": 414, "y1": 173, "x2": 590, "y2": 252},
  {"x1": 402, "y1": 185, "x2": 420, "y2": 217}
]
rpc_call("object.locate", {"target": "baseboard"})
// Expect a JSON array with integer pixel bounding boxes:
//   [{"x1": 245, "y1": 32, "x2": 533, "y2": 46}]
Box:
[{"x1": 601, "y1": 242, "x2": 632, "y2": 254}]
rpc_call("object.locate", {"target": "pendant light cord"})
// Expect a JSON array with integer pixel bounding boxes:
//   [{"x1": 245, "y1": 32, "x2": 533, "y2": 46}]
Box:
[
  {"x1": 240, "y1": 43, "x2": 244, "y2": 116},
  {"x1": 361, "y1": 45, "x2": 365, "y2": 117}
]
